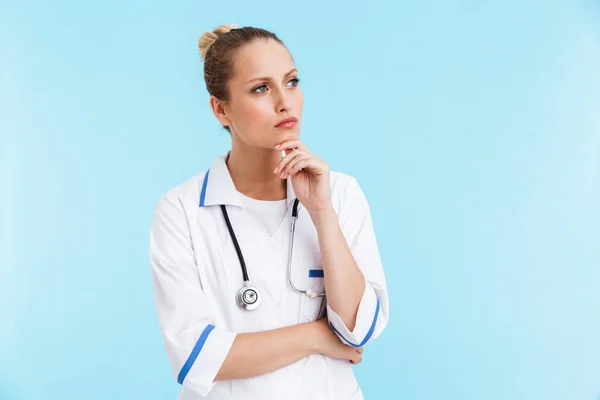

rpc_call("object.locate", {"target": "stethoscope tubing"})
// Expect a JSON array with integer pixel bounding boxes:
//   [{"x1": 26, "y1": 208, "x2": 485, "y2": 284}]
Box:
[{"x1": 223, "y1": 197, "x2": 326, "y2": 311}]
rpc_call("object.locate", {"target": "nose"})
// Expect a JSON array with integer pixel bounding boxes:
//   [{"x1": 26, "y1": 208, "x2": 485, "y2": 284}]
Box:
[{"x1": 274, "y1": 87, "x2": 293, "y2": 113}]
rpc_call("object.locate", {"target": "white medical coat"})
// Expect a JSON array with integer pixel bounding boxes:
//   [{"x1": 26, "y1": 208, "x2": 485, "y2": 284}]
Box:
[{"x1": 149, "y1": 152, "x2": 389, "y2": 399}]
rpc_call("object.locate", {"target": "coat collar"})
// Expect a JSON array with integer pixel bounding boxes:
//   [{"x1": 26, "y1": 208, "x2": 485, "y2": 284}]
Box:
[{"x1": 199, "y1": 151, "x2": 300, "y2": 211}]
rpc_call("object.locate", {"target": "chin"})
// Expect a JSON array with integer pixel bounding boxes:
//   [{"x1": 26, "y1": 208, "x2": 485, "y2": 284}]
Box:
[
  {"x1": 267, "y1": 125, "x2": 301, "y2": 147},
  {"x1": 281, "y1": 126, "x2": 301, "y2": 139}
]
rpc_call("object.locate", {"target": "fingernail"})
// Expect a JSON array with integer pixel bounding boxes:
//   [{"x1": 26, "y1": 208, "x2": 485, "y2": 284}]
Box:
[
  {"x1": 274, "y1": 144, "x2": 280, "y2": 149},
  {"x1": 273, "y1": 167, "x2": 278, "y2": 173}
]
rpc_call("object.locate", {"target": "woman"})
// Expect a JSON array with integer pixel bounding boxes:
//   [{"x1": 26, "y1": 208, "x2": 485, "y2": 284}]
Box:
[{"x1": 149, "y1": 25, "x2": 389, "y2": 400}]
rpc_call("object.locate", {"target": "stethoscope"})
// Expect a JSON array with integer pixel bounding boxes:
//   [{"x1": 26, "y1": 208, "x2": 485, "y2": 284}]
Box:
[{"x1": 221, "y1": 197, "x2": 326, "y2": 311}]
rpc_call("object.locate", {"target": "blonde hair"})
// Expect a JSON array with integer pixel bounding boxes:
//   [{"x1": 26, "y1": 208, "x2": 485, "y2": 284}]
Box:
[
  {"x1": 198, "y1": 24, "x2": 238, "y2": 62},
  {"x1": 197, "y1": 25, "x2": 287, "y2": 132}
]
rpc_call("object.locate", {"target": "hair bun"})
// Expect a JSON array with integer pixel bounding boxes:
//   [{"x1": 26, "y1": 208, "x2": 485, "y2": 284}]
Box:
[{"x1": 198, "y1": 24, "x2": 238, "y2": 61}]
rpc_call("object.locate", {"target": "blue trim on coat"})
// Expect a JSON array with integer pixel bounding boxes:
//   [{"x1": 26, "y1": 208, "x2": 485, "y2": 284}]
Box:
[
  {"x1": 329, "y1": 298, "x2": 380, "y2": 348},
  {"x1": 177, "y1": 324, "x2": 216, "y2": 384}
]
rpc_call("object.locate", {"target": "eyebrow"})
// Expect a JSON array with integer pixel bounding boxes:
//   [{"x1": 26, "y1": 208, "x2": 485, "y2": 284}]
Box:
[{"x1": 246, "y1": 68, "x2": 298, "y2": 84}]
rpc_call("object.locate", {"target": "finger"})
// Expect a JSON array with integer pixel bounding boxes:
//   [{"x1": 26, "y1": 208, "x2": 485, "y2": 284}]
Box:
[
  {"x1": 343, "y1": 346, "x2": 361, "y2": 362},
  {"x1": 287, "y1": 157, "x2": 326, "y2": 178},
  {"x1": 276, "y1": 150, "x2": 305, "y2": 177},
  {"x1": 286, "y1": 156, "x2": 311, "y2": 177},
  {"x1": 286, "y1": 158, "x2": 313, "y2": 178},
  {"x1": 275, "y1": 139, "x2": 309, "y2": 153},
  {"x1": 274, "y1": 149, "x2": 306, "y2": 175},
  {"x1": 285, "y1": 154, "x2": 312, "y2": 176},
  {"x1": 350, "y1": 353, "x2": 363, "y2": 364}
]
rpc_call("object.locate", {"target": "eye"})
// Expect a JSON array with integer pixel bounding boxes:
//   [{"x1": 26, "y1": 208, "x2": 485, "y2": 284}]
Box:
[
  {"x1": 252, "y1": 84, "x2": 268, "y2": 93},
  {"x1": 287, "y1": 77, "x2": 300, "y2": 87}
]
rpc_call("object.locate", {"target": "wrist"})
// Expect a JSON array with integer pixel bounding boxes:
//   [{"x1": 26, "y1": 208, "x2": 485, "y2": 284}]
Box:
[
  {"x1": 308, "y1": 204, "x2": 337, "y2": 226},
  {"x1": 305, "y1": 320, "x2": 326, "y2": 354}
]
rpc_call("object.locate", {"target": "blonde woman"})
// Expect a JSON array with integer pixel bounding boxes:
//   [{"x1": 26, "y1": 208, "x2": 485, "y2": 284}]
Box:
[{"x1": 149, "y1": 25, "x2": 389, "y2": 400}]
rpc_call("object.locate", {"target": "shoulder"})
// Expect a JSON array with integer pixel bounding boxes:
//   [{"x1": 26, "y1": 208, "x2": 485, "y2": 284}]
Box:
[
  {"x1": 153, "y1": 170, "x2": 208, "y2": 213},
  {"x1": 330, "y1": 170, "x2": 362, "y2": 197},
  {"x1": 329, "y1": 170, "x2": 367, "y2": 211}
]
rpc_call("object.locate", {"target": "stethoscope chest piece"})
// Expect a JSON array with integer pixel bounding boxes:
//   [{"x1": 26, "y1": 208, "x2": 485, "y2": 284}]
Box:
[
  {"x1": 236, "y1": 284, "x2": 261, "y2": 311},
  {"x1": 223, "y1": 197, "x2": 323, "y2": 311}
]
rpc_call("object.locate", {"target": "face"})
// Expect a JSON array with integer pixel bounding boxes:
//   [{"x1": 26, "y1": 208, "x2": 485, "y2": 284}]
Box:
[{"x1": 211, "y1": 39, "x2": 304, "y2": 148}]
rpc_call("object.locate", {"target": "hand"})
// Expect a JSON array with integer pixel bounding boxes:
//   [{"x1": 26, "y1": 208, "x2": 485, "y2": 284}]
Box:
[
  {"x1": 311, "y1": 318, "x2": 364, "y2": 365},
  {"x1": 273, "y1": 140, "x2": 332, "y2": 214}
]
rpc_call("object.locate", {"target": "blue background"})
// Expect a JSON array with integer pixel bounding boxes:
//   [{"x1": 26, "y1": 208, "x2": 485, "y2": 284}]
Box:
[{"x1": 1, "y1": 0, "x2": 599, "y2": 399}]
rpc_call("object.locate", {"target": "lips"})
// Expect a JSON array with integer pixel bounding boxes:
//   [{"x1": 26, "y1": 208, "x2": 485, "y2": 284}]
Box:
[{"x1": 275, "y1": 117, "x2": 298, "y2": 128}]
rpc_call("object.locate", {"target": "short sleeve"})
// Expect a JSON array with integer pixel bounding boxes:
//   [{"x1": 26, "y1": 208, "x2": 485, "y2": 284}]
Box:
[
  {"x1": 149, "y1": 192, "x2": 237, "y2": 397},
  {"x1": 326, "y1": 177, "x2": 390, "y2": 347}
]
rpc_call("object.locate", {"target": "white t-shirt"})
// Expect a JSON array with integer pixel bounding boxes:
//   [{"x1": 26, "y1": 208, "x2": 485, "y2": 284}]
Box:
[{"x1": 237, "y1": 190, "x2": 288, "y2": 237}]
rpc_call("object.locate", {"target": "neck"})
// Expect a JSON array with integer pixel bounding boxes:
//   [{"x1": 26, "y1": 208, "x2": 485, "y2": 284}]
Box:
[{"x1": 226, "y1": 140, "x2": 287, "y2": 201}]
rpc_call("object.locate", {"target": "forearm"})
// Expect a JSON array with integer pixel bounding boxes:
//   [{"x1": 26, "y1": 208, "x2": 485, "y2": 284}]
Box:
[
  {"x1": 215, "y1": 321, "x2": 318, "y2": 381},
  {"x1": 310, "y1": 205, "x2": 365, "y2": 330}
]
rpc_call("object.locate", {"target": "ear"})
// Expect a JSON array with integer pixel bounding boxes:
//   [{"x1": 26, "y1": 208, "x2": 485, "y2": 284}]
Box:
[{"x1": 209, "y1": 96, "x2": 231, "y2": 128}]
